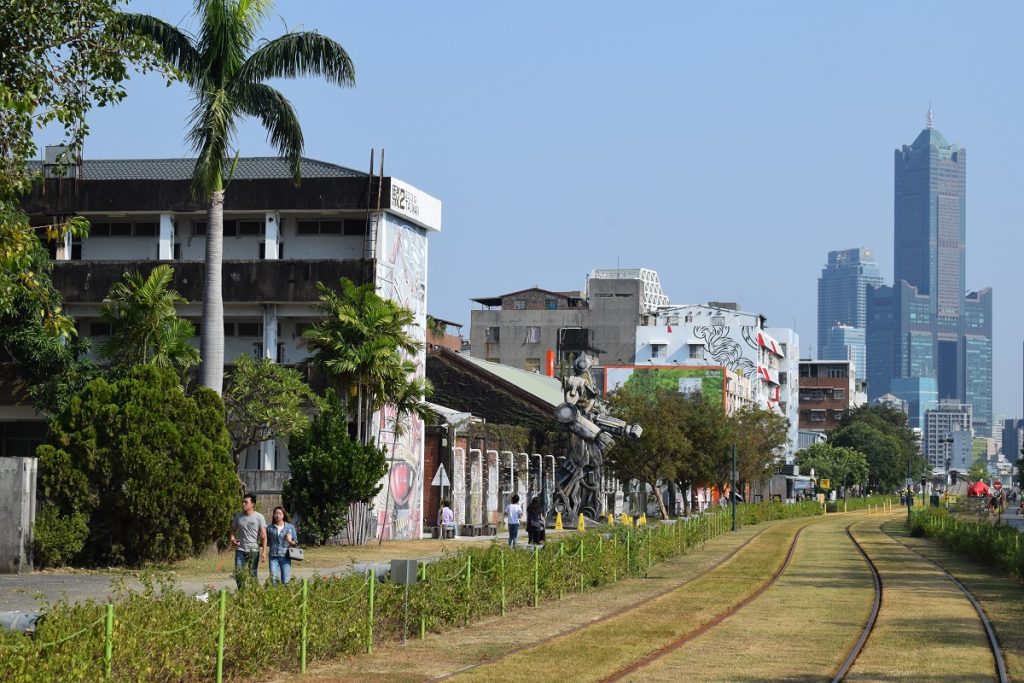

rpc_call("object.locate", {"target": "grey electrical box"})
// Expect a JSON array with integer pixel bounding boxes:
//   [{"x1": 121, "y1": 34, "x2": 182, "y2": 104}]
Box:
[{"x1": 390, "y1": 559, "x2": 419, "y2": 585}]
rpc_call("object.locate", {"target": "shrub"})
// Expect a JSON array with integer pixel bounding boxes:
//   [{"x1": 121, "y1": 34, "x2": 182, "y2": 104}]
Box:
[
  {"x1": 35, "y1": 365, "x2": 237, "y2": 566},
  {"x1": 32, "y1": 504, "x2": 89, "y2": 569},
  {"x1": 284, "y1": 392, "x2": 388, "y2": 545}
]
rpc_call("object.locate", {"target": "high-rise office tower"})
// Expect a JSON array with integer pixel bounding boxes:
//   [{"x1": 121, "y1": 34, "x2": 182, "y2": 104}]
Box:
[
  {"x1": 866, "y1": 111, "x2": 993, "y2": 435},
  {"x1": 817, "y1": 248, "x2": 882, "y2": 375}
]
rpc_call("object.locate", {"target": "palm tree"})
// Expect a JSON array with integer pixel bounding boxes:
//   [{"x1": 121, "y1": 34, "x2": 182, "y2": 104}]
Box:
[
  {"x1": 99, "y1": 264, "x2": 200, "y2": 373},
  {"x1": 122, "y1": 0, "x2": 355, "y2": 394},
  {"x1": 303, "y1": 278, "x2": 422, "y2": 442}
]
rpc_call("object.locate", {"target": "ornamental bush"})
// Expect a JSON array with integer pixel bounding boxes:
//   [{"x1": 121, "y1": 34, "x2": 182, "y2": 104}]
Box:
[
  {"x1": 35, "y1": 365, "x2": 237, "y2": 566},
  {"x1": 283, "y1": 391, "x2": 388, "y2": 545}
]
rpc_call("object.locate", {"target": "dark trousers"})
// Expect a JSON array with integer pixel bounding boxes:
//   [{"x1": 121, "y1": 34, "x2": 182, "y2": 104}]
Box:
[{"x1": 234, "y1": 549, "x2": 260, "y2": 588}]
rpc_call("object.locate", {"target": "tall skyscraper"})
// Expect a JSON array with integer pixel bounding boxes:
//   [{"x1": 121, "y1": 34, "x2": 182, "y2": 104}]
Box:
[
  {"x1": 866, "y1": 111, "x2": 993, "y2": 435},
  {"x1": 817, "y1": 247, "x2": 882, "y2": 374}
]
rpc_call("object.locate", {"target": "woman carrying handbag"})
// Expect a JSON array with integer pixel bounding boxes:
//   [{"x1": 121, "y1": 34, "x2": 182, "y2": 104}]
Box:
[{"x1": 267, "y1": 506, "x2": 301, "y2": 585}]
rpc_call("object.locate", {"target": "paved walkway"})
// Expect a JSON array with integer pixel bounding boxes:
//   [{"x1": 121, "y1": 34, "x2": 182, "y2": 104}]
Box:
[
  {"x1": 1002, "y1": 510, "x2": 1024, "y2": 532},
  {"x1": 0, "y1": 533, "x2": 510, "y2": 613}
]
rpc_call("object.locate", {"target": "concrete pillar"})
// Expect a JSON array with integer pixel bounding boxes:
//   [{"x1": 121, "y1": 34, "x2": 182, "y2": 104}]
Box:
[
  {"x1": 158, "y1": 213, "x2": 174, "y2": 260},
  {"x1": 0, "y1": 457, "x2": 37, "y2": 573},
  {"x1": 469, "y1": 449, "x2": 483, "y2": 525},
  {"x1": 263, "y1": 211, "x2": 279, "y2": 259},
  {"x1": 262, "y1": 305, "x2": 278, "y2": 362},
  {"x1": 486, "y1": 450, "x2": 499, "y2": 524},
  {"x1": 57, "y1": 229, "x2": 72, "y2": 260},
  {"x1": 451, "y1": 447, "x2": 466, "y2": 527}
]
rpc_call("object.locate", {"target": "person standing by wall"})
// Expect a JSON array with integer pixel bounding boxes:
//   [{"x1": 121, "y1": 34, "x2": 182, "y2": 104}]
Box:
[
  {"x1": 505, "y1": 494, "x2": 523, "y2": 548},
  {"x1": 230, "y1": 494, "x2": 267, "y2": 588}
]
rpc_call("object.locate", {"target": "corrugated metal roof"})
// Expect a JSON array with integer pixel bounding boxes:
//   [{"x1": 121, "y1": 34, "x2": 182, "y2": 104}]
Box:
[
  {"x1": 461, "y1": 356, "x2": 563, "y2": 407},
  {"x1": 27, "y1": 157, "x2": 366, "y2": 181}
]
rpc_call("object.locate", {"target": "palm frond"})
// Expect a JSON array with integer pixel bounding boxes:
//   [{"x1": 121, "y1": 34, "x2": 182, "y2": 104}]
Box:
[
  {"x1": 233, "y1": 82, "x2": 304, "y2": 184},
  {"x1": 118, "y1": 13, "x2": 201, "y2": 82},
  {"x1": 236, "y1": 31, "x2": 355, "y2": 88},
  {"x1": 187, "y1": 88, "x2": 237, "y2": 196}
]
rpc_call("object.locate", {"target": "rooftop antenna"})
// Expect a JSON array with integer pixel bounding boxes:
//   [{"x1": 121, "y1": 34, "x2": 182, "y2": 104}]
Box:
[{"x1": 927, "y1": 102, "x2": 934, "y2": 129}]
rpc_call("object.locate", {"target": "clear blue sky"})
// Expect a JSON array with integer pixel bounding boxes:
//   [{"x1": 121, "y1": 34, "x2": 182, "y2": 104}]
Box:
[{"x1": 45, "y1": 1, "x2": 1024, "y2": 419}]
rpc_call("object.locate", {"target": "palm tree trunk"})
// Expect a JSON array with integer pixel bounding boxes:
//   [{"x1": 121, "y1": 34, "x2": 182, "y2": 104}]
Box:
[{"x1": 200, "y1": 189, "x2": 225, "y2": 394}]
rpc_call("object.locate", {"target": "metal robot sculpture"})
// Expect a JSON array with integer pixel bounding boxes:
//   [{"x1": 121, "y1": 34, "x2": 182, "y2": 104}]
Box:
[{"x1": 550, "y1": 355, "x2": 642, "y2": 525}]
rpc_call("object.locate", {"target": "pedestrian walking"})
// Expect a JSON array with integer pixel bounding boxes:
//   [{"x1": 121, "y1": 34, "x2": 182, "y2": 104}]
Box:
[
  {"x1": 505, "y1": 494, "x2": 523, "y2": 548},
  {"x1": 230, "y1": 494, "x2": 267, "y2": 588},
  {"x1": 526, "y1": 496, "x2": 545, "y2": 545},
  {"x1": 266, "y1": 506, "x2": 298, "y2": 585}
]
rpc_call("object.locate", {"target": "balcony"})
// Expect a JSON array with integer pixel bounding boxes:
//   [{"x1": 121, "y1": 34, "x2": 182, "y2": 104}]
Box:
[{"x1": 51, "y1": 259, "x2": 366, "y2": 303}]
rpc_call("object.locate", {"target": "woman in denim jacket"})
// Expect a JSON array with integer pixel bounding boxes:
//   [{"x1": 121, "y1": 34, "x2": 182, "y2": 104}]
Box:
[{"x1": 267, "y1": 506, "x2": 298, "y2": 584}]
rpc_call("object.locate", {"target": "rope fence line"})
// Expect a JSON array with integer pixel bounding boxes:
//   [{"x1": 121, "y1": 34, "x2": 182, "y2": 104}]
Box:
[{"x1": 0, "y1": 498, "x2": 876, "y2": 683}]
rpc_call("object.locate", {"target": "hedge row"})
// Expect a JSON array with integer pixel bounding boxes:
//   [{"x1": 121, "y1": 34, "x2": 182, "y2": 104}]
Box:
[
  {"x1": 909, "y1": 508, "x2": 1024, "y2": 579},
  {"x1": 0, "y1": 500, "x2": 825, "y2": 682}
]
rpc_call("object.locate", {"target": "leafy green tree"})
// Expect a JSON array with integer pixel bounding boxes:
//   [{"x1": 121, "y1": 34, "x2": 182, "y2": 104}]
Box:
[
  {"x1": 124, "y1": 0, "x2": 355, "y2": 395},
  {"x1": 0, "y1": 0, "x2": 164, "y2": 196},
  {"x1": 607, "y1": 387, "x2": 691, "y2": 519},
  {"x1": 831, "y1": 404, "x2": 922, "y2": 492},
  {"x1": 968, "y1": 456, "x2": 989, "y2": 482},
  {"x1": 35, "y1": 365, "x2": 237, "y2": 566},
  {"x1": 796, "y1": 442, "x2": 869, "y2": 498},
  {"x1": 223, "y1": 354, "x2": 319, "y2": 466},
  {"x1": 283, "y1": 392, "x2": 388, "y2": 545},
  {"x1": 732, "y1": 407, "x2": 790, "y2": 484},
  {"x1": 98, "y1": 265, "x2": 200, "y2": 374},
  {"x1": 304, "y1": 277, "x2": 423, "y2": 442}
]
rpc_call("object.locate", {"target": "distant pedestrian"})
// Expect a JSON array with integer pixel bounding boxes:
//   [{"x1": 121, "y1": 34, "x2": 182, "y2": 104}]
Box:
[
  {"x1": 526, "y1": 496, "x2": 545, "y2": 545},
  {"x1": 266, "y1": 506, "x2": 298, "y2": 585},
  {"x1": 505, "y1": 494, "x2": 523, "y2": 548},
  {"x1": 439, "y1": 501, "x2": 456, "y2": 537},
  {"x1": 230, "y1": 494, "x2": 267, "y2": 588}
]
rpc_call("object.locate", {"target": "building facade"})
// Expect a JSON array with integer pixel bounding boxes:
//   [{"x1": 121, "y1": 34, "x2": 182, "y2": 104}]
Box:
[
  {"x1": 817, "y1": 247, "x2": 882, "y2": 367},
  {"x1": 923, "y1": 399, "x2": 973, "y2": 472},
  {"x1": 866, "y1": 117, "x2": 992, "y2": 435},
  {"x1": 797, "y1": 359, "x2": 866, "y2": 436},
  {"x1": 15, "y1": 153, "x2": 441, "y2": 540}
]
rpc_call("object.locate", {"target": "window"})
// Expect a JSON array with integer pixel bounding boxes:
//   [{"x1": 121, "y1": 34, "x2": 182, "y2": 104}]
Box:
[
  {"x1": 133, "y1": 221, "x2": 158, "y2": 236},
  {"x1": 779, "y1": 371, "x2": 788, "y2": 386},
  {"x1": 688, "y1": 343, "x2": 704, "y2": 360},
  {"x1": 833, "y1": 389, "x2": 845, "y2": 400},
  {"x1": 827, "y1": 366, "x2": 848, "y2": 378},
  {"x1": 513, "y1": 299, "x2": 527, "y2": 310},
  {"x1": 544, "y1": 299, "x2": 558, "y2": 310},
  {"x1": 684, "y1": 314, "x2": 693, "y2": 323},
  {"x1": 711, "y1": 315, "x2": 726, "y2": 326},
  {"x1": 238, "y1": 220, "x2": 263, "y2": 235},
  {"x1": 803, "y1": 389, "x2": 826, "y2": 401},
  {"x1": 236, "y1": 322, "x2": 261, "y2": 337},
  {"x1": 832, "y1": 410, "x2": 844, "y2": 421},
  {"x1": 651, "y1": 343, "x2": 666, "y2": 360},
  {"x1": 343, "y1": 218, "x2": 366, "y2": 235},
  {"x1": 669, "y1": 315, "x2": 680, "y2": 325},
  {"x1": 298, "y1": 218, "x2": 347, "y2": 235},
  {"x1": 780, "y1": 343, "x2": 787, "y2": 356},
  {"x1": 525, "y1": 326, "x2": 541, "y2": 344},
  {"x1": 809, "y1": 410, "x2": 826, "y2": 423},
  {"x1": 525, "y1": 358, "x2": 541, "y2": 373},
  {"x1": 485, "y1": 326, "x2": 500, "y2": 342},
  {"x1": 90, "y1": 322, "x2": 111, "y2": 336}
]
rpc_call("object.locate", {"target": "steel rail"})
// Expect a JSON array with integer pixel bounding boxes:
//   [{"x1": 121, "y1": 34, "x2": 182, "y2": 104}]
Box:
[
  {"x1": 831, "y1": 521, "x2": 882, "y2": 682},
  {"x1": 430, "y1": 522, "x2": 773, "y2": 682},
  {"x1": 601, "y1": 519, "x2": 816, "y2": 683},
  {"x1": 882, "y1": 525, "x2": 1009, "y2": 683}
]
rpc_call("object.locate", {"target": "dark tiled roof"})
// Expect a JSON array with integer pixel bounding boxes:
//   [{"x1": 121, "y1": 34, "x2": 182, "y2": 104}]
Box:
[{"x1": 27, "y1": 157, "x2": 366, "y2": 181}]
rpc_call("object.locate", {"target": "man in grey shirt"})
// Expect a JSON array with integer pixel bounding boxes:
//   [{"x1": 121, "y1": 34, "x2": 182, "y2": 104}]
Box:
[{"x1": 230, "y1": 493, "x2": 267, "y2": 588}]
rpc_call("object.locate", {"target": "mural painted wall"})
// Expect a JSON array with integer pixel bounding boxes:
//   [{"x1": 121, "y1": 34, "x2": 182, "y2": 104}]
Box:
[
  {"x1": 372, "y1": 213, "x2": 429, "y2": 540},
  {"x1": 604, "y1": 365, "x2": 726, "y2": 411}
]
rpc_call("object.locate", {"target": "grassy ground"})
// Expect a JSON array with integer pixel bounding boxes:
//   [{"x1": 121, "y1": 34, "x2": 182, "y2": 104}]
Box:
[
  {"x1": 843, "y1": 517, "x2": 997, "y2": 682},
  {"x1": 883, "y1": 518, "x2": 1024, "y2": 682},
  {"x1": 629, "y1": 512, "x2": 877, "y2": 682},
  {"x1": 269, "y1": 521, "x2": 775, "y2": 682}
]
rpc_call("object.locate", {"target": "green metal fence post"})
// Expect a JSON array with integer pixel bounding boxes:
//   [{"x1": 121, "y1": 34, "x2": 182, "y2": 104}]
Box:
[
  {"x1": 367, "y1": 569, "x2": 375, "y2": 654},
  {"x1": 103, "y1": 603, "x2": 113, "y2": 678},
  {"x1": 419, "y1": 563, "x2": 427, "y2": 639},
  {"x1": 465, "y1": 556, "x2": 472, "y2": 625},
  {"x1": 579, "y1": 537, "x2": 585, "y2": 591},
  {"x1": 533, "y1": 545, "x2": 539, "y2": 607},
  {"x1": 500, "y1": 551, "x2": 506, "y2": 616},
  {"x1": 626, "y1": 531, "x2": 631, "y2": 575},
  {"x1": 300, "y1": 578, "x2": 308, "y2": 673},
  {"x1": 215, "y1": 589, "x2": 226, "y2": 683},
  {"x1": 558, "y1": 542, "x2": 564, "y2": 599}
]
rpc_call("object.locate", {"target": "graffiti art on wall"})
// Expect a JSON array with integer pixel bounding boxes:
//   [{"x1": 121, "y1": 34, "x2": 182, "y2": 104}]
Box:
[{"x1": 372, "y1": 214, "x2": 429, "y2": 540}]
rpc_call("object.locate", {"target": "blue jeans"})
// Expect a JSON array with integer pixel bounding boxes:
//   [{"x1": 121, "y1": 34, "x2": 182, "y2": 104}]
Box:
[
  {"x1": 234, "y1": 549, "x2": 260, "y2": 588},
  {"x1": 269, "y1": 555, "x2": 292, "y2": 584},
  {"x1": 508, "y1": 523, "x2": 519, "y2": 547}
]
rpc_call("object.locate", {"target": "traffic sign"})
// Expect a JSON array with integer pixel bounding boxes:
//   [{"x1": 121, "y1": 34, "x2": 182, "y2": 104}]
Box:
[
  {"x1": 820, "y1": 479, "x2": 830, "y2": 489},
  {"x1": 992, "y1": 480, "x2": 1003, "y2": 491},
  {"x1": 431, "y1": 463, "x2": 450, "y2": 487}
]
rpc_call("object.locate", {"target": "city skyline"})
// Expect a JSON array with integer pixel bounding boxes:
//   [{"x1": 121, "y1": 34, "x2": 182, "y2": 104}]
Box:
[{"x1": 33, "y1": 1, "x2": 1024, "y2": 418}]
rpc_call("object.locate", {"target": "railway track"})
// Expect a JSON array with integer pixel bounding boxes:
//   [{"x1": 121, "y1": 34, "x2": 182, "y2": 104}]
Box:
[
  {"x1": 600, "y1": 519, "x2": 816, "y2": 682},
  {"x1": 433, "y1": 523, "x2": 773, "y2": 681},
  {"x1": 830, "y1": 521, "x2": 883, "y2": 682}
]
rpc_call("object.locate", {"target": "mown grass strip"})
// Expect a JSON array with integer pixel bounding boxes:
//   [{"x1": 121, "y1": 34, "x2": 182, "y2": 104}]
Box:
[
  {"x1": 450, "y1": 517, "x2": 819, "y2": 683},
  {"x1": 843, "y1": 519, "x2": 996, "y2": 682},
  {"x1": 625, "y1": 513, "x2": 878, "y2": 682},
  {"x1": 882, "y1": 520, "x2": 1024, "y2": 682}
]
